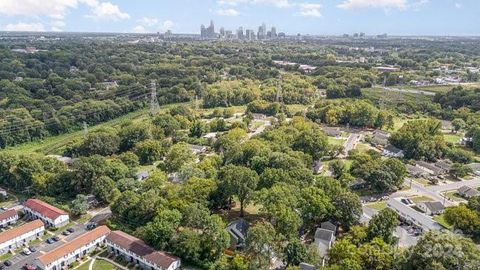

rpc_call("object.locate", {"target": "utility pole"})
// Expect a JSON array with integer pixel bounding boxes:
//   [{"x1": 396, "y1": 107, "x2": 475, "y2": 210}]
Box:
[
  {"x1": 150, "y1": 80, "x2": 160, "y2": 115},
  {"x1": 83, "y1": 121, "x2": 88, "y2": 138},
  {"x1": 194, "y1": 95, "x2": 199, "y2": 111}
]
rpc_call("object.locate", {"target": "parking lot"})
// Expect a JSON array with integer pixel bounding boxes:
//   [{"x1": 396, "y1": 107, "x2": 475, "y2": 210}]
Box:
[{"x1": 6, "y1": 223, "x2": 86, "y2": 270}]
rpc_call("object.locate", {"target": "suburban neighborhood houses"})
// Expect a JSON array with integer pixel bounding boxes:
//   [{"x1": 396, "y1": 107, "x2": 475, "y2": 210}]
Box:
[{"x1": 0, "y1": 220, "x2": 44, "y2": 255}]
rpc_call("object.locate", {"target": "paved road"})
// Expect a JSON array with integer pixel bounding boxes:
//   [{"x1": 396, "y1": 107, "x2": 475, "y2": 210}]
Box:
[
  {"x1": 339, "y1": 133, "x2": 361, "y2": 158},
  {"x1": 248, "y1": 120, "x2": 271, "y2": 138}
]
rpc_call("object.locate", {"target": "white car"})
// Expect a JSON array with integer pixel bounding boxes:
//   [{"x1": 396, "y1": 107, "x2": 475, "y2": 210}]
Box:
[{"x1": 23, "y1": 248, "x2": 32, "y2": 255}]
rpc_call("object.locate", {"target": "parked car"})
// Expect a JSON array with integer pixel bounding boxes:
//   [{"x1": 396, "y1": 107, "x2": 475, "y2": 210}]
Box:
[
  {"x1": 28, "y1": 246, "x2": 36, "y2": 252},
  {"x1": 46, "y1": 238, "x2": 55, "y2": 244},
  {"x1": 62, "y1": 231, "x2": 70, "y2": 236},
  {"x1": 53, "y1": 236, "x2": 60, "y2": 242},
  {"x1": 24, "y1": 264, "x2": 36, "y2": 270},
  {"x1": 22, "y1": 248, "x2": 31, "y2": 255},
  {"x1": 4, "y1": 260, "x2": 12, "y2": 266},
  {"x1": 67, "y1": 228, "x2": 75, "y2": 233}
]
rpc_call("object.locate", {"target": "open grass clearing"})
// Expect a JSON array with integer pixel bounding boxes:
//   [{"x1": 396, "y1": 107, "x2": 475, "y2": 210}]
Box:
[{"x1": 365, "y1": 201, "x2": 387, "y2": 211}]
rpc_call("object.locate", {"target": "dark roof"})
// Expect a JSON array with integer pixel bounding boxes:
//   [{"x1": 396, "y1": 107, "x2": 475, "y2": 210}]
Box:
[
  {"x1": 106, "y1": 231, "x2": 179, "y2": 269},
  {"x1": 458, "y1": 185, "x2": 474, "y2": 194},
  {"x1": 300, "y1": 262, "x2": 316, "y2": 270},
  {"x1": 314, "y1": 228, "x2": 335, "y2": 242},
  {"x1": 24, "y1": 199, "x2": 68, "y2": 220},
  {"x1": 420, "y1": 201, "x2": 444, "y2": 213},
  {"x1": 384, "y1": 144, "x2": 403, "y2": 154},
  {"x1": 406, "y1": 164, "x2": 427, "y2": 176},
  {"x1": 416, "y1": 161, "x2": 445, "y2": 174},
  {"x1": 322, "y1": 127, "x2": 342, "y2": 137},
  {"x1": 227, "y1": 219, "x2": 249, "y2": 242},
  {"x1": 435, "y1": 160, "x2": 452, "y2": 171},
  {"x1": 320, "y1": 221, "x2": 337, "y2": 232}
]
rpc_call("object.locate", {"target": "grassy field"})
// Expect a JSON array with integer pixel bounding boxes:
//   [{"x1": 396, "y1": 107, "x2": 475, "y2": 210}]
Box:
[
  {"x1": 410, "y1": 195, "x2": 433, "y2": 203},
  {"x1": 444, "y1": 133, "x2": 462, "y2": 144},
  {"x1": 328, "y1": 137, "x2": 345, "y2": 146},
  {"x1": 443, "y1": 191, "x2": 466, "y2": 202},
  {"x1": 365, "y1": 201, "x2": 387, "y2": 211},
  {"x1": 434, "y1": 214, "x2": 453, "y2": 230},
  {"x1": 1, "y1": 102, "x2": 194, "y2": 155},
  {"x1": 77, "y1": 259, "x2": 119, "y2": 270}
]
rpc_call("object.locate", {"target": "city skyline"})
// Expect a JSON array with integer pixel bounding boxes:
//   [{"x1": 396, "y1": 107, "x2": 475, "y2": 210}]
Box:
[{"x1": 0, "y1": 0, "x2": 479, "y2": 36}]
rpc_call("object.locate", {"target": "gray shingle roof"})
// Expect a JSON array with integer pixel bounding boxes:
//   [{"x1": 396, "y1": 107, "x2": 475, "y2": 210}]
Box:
[
  {"x1": 314, "y1": 228, "x2": 335, "y2": 242},
  {"x1": 227, "y1": 219, "x2": 249, "y2": 242},
  {"x1": 420, "y1": 201, "x2": 444, "y2": 213}
]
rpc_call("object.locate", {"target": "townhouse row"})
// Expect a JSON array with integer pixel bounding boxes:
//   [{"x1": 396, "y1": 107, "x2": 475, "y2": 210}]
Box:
[{"x1": 35, "y1": 227, "x2": 181, "y2": 270}]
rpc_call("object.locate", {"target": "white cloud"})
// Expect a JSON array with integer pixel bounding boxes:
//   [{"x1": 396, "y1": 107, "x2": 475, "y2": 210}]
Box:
[
  {"x1": 86, "y1": 2, "x2": 130, "y2": 20},
  {"x1": 338, "y1": 0, "x2": 408, "y2": 10},
  {"x1": 0, "y1": 0, "x2": 78, "y2": 19},
  {"x1": 298, "y1": 3, "x2": 322, "y2": 17},
  {"x1": 455, "y1": 2, "x2": 462, "y2": 8},
  {"x1": 216, "y1": 8, "x2": 240, "y2": 16},
  {"x1": 161, "y1": 20, "x2": 175, "y2": 31},
  {"x1": 2, "y1": 22, "x2": 45, "y2": 32},
  {"x1": 218, "y1": 0, "x2": 291, "y2": 8},
  {"x1": 132, "y1": 25, "x2": 148, "y2": 33},
  {"x1": 138, "y1": 17, "x2": 159, "y2": 27}
]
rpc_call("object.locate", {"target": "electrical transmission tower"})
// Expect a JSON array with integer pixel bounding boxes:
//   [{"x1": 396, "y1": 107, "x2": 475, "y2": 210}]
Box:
[
  {"x1": 150, "y1": 80, "x2": 160, "y2": 115},
  {"x1": 276, "y1": 77, "x2": 283, "y2": 104}
]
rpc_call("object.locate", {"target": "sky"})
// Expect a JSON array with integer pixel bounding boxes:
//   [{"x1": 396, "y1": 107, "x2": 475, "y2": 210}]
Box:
[{"x1": 0, "y1": 0, "x2": 479, "y2": 36}]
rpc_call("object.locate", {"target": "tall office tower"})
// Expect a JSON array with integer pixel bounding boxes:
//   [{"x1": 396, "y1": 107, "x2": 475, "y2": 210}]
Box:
[
  {"x1": 237, "y1": 27, "x2": 244, "y2": 39},
  {"x1": 200, "y1": 24, "x2": 206, "y2": 38},
  {"x1": 267, "y1": 31, "x2": 272, "y2": 39},
  {"x1": 208, "y1": 20, "x2": 215, "y2": 37},
  {"x1": 271, "y1": 27, "x2": 277, "y2": 38},
  {"x1": 257, "y1": 23, "x2": 266, "y2": 40},
  {"x1": 220, "y1": 27, "x2": 225, "y2": 38}
]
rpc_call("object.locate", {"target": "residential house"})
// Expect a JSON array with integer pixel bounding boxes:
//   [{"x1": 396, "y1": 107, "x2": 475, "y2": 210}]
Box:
[
  {"x1": 136, "y1": 171, "x2": 150, "y2": 181},
  {"x1": 406, "y1": 164, "x2": 428, "y2": 178},
  {"x1": 189, "y1": 145, "x2": 208, "y2": 155},
  {"x1": 387, "y1": 198, "x2": 442, "y2": 232},
  {"x1": 251, "y1": 113, "x2": 267, "y2": 120},
  {"x1": 458, "y1": 186, "x2": 480, "y2": 199},
  {"x1": 435, "y1": 160, "x2": 452, "y2": 173},
  {"x1": 106, "y1": 230, "x2": 181, "y2": 270},
  {"x1": 299, "y1": 262, "x2": 316, "y2": 270},
  {"x1": 314, "y1": 227, "x2": 336, "y2": 265},
  {"x1": 101, "y1": 81, "x2": 118, "y2": 89},
  {"x1": 36, "y1": 226, "x2": 111, "y2": 270},
  {"x1": 0, "y1": 220, "x2": 44, "y2": 254},
  {"x1": 322, "y1": 127, "x2": 342, "y2": 138},
  {"x1": 85, "y1": 194, "x2": 99, "y2": 208},
  {"x1": 468, "y1": 163, "x2": 480, "y2": 176},
  {"x1": 320, "y1": 221, "x2": 337, "y2": 233},
  {"x1": 417, "y1": 201, "x2": 445, "y2": 216},
  {"x1": 24, "y1": 199, "x2": 69, "y2": 228},
  {"x1": 0, "y1": 209, "x2": 18, "y2": 228},
  {"x1": 226, "y1": 219, "x2": 249, "y2": 250},
  {"x1": 415, "y1": 161, "x2": 446, "y2": 176},
  {"x1": 382, "y1": 145, "x2": 404, "y2": 158},
  {"x1": 371, "y1": 130, "x2": 390, "y2": 147}
]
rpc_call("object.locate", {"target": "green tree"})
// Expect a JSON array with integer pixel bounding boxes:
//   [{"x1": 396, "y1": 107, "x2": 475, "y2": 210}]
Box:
[
  {"x1": 283, "y1": 239, "x2": 308, "y2": 266},
  {"x1": 162, "y1": 143, "x2": 195, "y2": 173},
  {"x1": 449, "y1": 163, "x2": 473, "y2": 179},
  {"x1": 143, "y1": 209, "x2": 182, "y2": 250},
  {"x1": 451, "y1": 118, "x2": 466, "y2": 133},
  {"x1": 367, "y1": 208, "x2": 399, "y2": 244},
  {"x1": 92, "y1": 176, "x2": 120, "y2": 204},
  {"x1": 71, "y1": 194, "x2": 89, "y2": 216},
  {"x1": 135, "y1": 139, "x2": 163, "y2": 165},
  {"x1": 246, "y1": 222, "x2": 277, "y2": 270},
  {"x1": 293, "y1": 129, "x2": 329, "y2": 161},
  {"x1": 219, "y1": 165, "x2": 259, "y2": 217}
]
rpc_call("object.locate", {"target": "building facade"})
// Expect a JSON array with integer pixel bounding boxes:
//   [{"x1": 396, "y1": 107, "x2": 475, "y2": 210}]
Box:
[
  {"x1": 0, "y1": 220, "x2": 44, "y2": 254},
  {"x1": 0, "y1": 209, "x2": 18, "y2": 228},
  {"x1": 36, "y1": 226, "x2": 111, "y2": 270},
  {"x1": 106, "y1": 230, "x2": 181, "y2": 270},
  {"x1": 24, "y1": 199, "x2": 69, "y2": 228}
]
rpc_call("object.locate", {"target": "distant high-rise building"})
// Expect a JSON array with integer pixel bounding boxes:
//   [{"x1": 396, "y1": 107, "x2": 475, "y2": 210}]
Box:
[
  {"x1": 237, "y1": 27, "x2": 244, "y2": 40},
  {"x1": 220, "y1": 27, "x2": 225, "y2": 38},
  {"x1": 200, "y1": 20, "x2": 216, "y2": 39},
  {"x1": 271, "y1": 27, "x2": 277, "y2": 38},
  {"x1": 360, "y1": 32, "x2": 365, "y2": 38},
  {"x1": 257, "y1": 23, "x2": 266, "y2": 40},
  {"x1": 353, "y1": 33, "x2": 359, "y2": 38}
]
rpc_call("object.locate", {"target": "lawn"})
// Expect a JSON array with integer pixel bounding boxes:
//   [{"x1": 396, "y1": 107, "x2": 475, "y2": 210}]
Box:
[
  {"x1": 410, "y1": 196, "x2": 433, "y2": 203},
  {"x1": 443, "y1": 191, "x2": 466, "y2": 202},
  {"x1": 93, "y1": 259, "x2": 119, "y2": 270},
  {"x1": 365, "y1": 201, "x2": 387, "y2": 211},
  {"x1": 444, "y1": 133, "x2": 462, "y2": 144},
  {"x1": 76, "y1": 260, "x2": 91, "y2": 270},
  {"x1": 434, "y1": 214, "x2": 453, "y2": 230},
  {"x1": 328, "y1": 137, "x2": 345, "y2": 147}
]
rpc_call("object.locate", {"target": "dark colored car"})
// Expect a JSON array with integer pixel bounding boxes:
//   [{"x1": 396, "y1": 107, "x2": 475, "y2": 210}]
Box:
[
  {"x1": 52, "y1": 236, "x2": 60, "y2": 242},
  {"x1": 28, "y1": 246, "x2": 37, "y2": 252},
  {"x1": 62, "y1": 231, "x2": 70, "y2": 236},
  {"x1": 67, "y1": 228, "x2": 75, "y2": 233},
  {"x1": 4, "y1": 260, "x2": 12, "y2": 266},
  {"x1": 46, "y1": 238, "x2": 55, "y2": 244}
]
